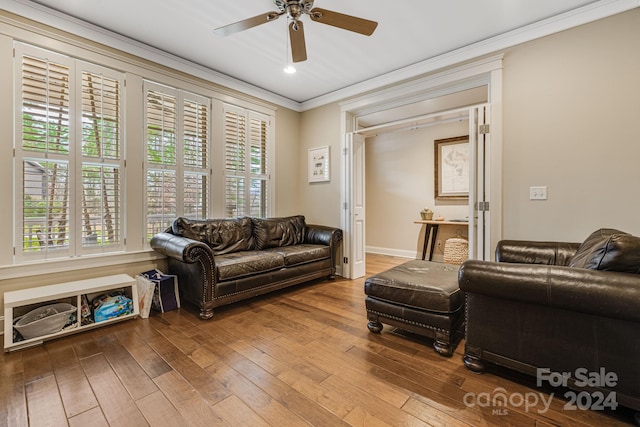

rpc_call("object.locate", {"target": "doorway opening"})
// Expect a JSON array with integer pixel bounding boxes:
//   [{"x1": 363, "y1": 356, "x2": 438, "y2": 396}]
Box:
[{"x1": 340, "y1": 56, "x2": 503, "y2": 279}]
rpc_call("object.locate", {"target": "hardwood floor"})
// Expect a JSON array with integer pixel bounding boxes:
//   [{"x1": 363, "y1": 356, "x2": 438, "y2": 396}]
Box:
[{"x1": 1, "y1": 254, "x2": 636, "y2": 426}]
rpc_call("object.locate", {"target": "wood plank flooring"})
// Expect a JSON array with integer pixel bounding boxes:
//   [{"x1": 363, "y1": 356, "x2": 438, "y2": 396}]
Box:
[{"x1": 1, "y1": 254, "x2": 636, "y2": 426}]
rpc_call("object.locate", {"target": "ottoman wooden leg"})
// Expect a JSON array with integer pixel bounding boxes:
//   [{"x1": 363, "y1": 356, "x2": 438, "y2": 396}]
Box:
[{"x1": 432, "y1": 330, "x2": 454, "y2": 357}]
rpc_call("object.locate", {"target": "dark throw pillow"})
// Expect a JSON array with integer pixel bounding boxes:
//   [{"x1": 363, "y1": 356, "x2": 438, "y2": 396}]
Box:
[
  {"x1": 569, "y1": 228, "x2": 640, "y2": 273},
  {"x1": 172, "y1": 217, "x2": 255, "y2": 255},
  {"x1": 252, "y1": 215, "x2": 306, "y2": 249}
]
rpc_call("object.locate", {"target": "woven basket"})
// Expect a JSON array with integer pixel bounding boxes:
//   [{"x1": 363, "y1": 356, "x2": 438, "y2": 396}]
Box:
[
  {"x1": 443, "y1": 238, "x2": 468, "y2": 265},
  {"x1": 13, "y1": 303, "x2": 76, "y2": 339}
]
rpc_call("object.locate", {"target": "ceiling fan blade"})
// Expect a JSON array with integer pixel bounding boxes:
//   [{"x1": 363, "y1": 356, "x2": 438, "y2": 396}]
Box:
[
  {"x1": 289, "y1": 21, "x2": 307, "y2": 63},
  {"x1": 213, "y1": 11, "x2": 281, "y2": 36},
  {"x1": 309, "y1": 8, "x2": 378, "y2": 36}
]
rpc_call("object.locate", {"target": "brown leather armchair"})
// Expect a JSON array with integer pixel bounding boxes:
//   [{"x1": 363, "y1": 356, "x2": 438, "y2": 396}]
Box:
[{"x1": 458, "y1": 229, "x2": 640, "y2": 415}]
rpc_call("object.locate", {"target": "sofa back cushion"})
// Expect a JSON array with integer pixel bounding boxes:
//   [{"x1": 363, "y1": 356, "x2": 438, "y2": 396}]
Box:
[
  {"x1": 172, "y1": 217, "x2": 255, "y2": 255},
  {"x1": 252, "y1": 215, "x2": 306, "y2": 249},
  {"x1": 569, "y1": 228, "x2": 640, "y2": 273}
]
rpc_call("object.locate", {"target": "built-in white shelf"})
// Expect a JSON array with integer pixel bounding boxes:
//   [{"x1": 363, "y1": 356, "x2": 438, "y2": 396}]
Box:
[{"x1": 4, "y1": 274, "x2": 139, "y2": 351}]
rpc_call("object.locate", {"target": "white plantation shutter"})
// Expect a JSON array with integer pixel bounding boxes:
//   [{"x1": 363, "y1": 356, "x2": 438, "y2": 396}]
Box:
[
  {"x1": 146, "y1": 89, "x2": 177, "y2": 166},
  {"x1": 146, "y1": 169, "x2": 177, "y2": 236},
  {"x1": 249, "y1": 115, "x2": 269, "y2": 217},
  {"x1": 224, "y1": 108, "x2": 246, "y2": 217},
  {"x1": 21, "y1": 55, "x2": 70, "y2": 154},
  {"x1": 145, "y1": 86, "x2": 178, "y2": 237},
  {"x1": 144, "y1": 82, "x2": 210, "y2": 239},
  {"x1": 224, "y1": 104, "x2": 270, "y2": 218},
  {"x1": 15, "y1": 43, "x2": 124, "y2": 261},
  {"x1": 183, "y1": 97, "x2": 209, "y2": 218},
  {"x1": 80, "y1": 163, "x2": 121, "y2": 248},
  {"x1": 21, "y1": 160, "x2": 70, "y2": 252},
  {"x1": 79, "y1": 68, "x2": 124, "y2": 251},
  {"x1": 17, "y1": 47, "x2": 72, "y2": 260}
]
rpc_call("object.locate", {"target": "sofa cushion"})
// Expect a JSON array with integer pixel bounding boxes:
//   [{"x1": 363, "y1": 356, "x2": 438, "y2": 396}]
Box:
[
  {"x1": 215, "y1": 250, "x2": 285, "y2": 281},
  {"x1": 252, "y1": 215, "x2": 306, "y2": 249},
  {"x1": 569, "y1": 228, "x2": 640, "y2": 273},
  {"x1": 172, "y1": 217, "x2": 255, "y2": 255},
  {"x1": 265, "y1": 244, "x2": 331, "y2": 267}
]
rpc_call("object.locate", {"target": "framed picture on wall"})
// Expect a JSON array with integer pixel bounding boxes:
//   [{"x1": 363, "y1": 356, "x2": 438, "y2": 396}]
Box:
[
  {"x1": 308, "y1": 146, "x2": 330, "y2": 182},
  {"x1": 435, "y1": 135, "x2": 469, "y2": 200}
]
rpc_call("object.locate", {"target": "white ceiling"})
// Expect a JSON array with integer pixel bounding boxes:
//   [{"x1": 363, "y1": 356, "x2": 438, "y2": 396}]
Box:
[{"x1": 8, "y1": 0, "x2": 637, "y2": 110}]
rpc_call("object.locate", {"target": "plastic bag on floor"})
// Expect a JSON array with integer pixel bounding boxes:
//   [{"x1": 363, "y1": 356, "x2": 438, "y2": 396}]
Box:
[{"x1": 135, "y1": 275, "x2": 155, "y2": 319}]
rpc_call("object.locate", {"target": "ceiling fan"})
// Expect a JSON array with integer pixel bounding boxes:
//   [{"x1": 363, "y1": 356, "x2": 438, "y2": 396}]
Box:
[{"x1": 213, "y1": 0, "x2": 378, "y2": 63}]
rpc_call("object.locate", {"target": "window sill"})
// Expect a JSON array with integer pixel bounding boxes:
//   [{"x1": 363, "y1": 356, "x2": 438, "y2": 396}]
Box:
[{"x1": 0, "y1": 250, "x2": 165, "y2": 281}]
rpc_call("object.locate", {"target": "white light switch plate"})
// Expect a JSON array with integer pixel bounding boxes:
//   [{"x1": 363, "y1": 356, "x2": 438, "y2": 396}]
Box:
[{"x1": 530, "y1": 186, "x2": 547, "y2": 200}]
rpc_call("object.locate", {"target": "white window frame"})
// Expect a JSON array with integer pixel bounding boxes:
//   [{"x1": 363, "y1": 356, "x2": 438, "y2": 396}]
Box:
[
  {"x1": 14, "y1": 43, "x2": 125, "y2": 264},
  {"x1": 143, "y1": 81, "x2": 211, "y2": 242},
  {"x1": 223, "y1": 103, "x2": 273, "y2": 219}
]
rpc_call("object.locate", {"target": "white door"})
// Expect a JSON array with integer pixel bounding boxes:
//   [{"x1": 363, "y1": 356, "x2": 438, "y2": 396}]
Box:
[
  {"x1": 345, "y1": 133, "x2": 366, "y2": 278},
  {"x1": 468, "y1": 104, "x2": 491, "y2": 260}
]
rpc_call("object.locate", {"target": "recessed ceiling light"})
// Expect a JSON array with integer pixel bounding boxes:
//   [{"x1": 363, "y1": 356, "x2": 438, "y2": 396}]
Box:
[{"x1": 284, "y1": 65, "x2": 297, "y2": 74}]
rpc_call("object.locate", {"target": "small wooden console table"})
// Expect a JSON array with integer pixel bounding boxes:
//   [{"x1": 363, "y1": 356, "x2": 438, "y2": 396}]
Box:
[{"x1": 414, "y1": 220, "x2": 469, "y2": 261}]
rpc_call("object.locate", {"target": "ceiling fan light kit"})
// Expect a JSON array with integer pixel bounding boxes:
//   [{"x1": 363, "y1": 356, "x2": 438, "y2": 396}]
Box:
[{"x1": 214, "y1": 0, "x2": 378, "y2": 63}]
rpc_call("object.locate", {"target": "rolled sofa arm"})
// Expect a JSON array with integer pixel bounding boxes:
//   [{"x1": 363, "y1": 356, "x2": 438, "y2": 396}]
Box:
[
  {"x1": 305, "y1": 224, "x2": 343, "y2": 247},
  {"x1": 150, "y1": 232, "x2": 214, "y2": 265},
  {"x1": 459, "y1": 259, "x2": 640, "y2": 322},
  {"x1": 305, "y1": 225, "x2": 343, "y2": 272},
  {"x1": 496, "y1": 240, "x2": 581, "y2": 266}
]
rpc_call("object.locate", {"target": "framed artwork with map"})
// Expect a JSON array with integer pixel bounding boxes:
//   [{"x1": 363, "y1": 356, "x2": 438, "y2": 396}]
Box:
[{"x1": 434, "y1": 135, "x2": 469, "y2": 200}]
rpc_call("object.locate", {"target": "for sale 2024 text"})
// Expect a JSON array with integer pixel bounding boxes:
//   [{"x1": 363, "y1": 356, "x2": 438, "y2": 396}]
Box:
[{"x1": 537, "y1": 367, "x2": 618, "y2": 411}]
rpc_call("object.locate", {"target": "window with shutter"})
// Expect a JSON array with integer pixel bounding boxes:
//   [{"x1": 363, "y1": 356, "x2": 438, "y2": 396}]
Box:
[
  {"x1": 249, "y1": 116, "x2": 269, "y2": 217},
  {"x1": 224, "y1": 104, "x2": 270, "y2": 218},
  {"x1": 15, "y1": 43, "x2": 124, "y2": 262},
  {"x1": 183, "y1": 98, "x2": 209, "y2": 218},
  {"x1": 144, "y1": 82, "x2": 210, "y2": 239},
  {"x1": 19, "y1": 52, "x2": 71, "y2": 258},
  {"x1": 80, "y1": 70, "x2": 123, "y2": 251}
]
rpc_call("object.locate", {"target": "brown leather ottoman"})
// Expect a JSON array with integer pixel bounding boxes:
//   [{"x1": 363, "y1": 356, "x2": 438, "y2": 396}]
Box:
[{"x1": 364, "y1": 259, "x2": 464, "y2": 356}]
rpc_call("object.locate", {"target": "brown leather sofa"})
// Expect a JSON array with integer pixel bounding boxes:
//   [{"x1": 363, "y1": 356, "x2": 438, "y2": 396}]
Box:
[
  {"x1": 151, "y1": 215, "x2": 342, "y2": 319},
  {"x1": 459, "y1": 229, "x2": 640, "y2": 414}
]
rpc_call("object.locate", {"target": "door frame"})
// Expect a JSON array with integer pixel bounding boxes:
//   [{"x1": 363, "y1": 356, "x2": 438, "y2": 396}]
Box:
[{"x1": 339, "y1": 55, "x2": 503, "y2": 278}]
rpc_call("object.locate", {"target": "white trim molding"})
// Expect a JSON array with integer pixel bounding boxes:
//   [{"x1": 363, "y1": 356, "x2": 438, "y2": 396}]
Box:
[{"x1": 365, "y1": 246, "x2": 416, "y2": 260}]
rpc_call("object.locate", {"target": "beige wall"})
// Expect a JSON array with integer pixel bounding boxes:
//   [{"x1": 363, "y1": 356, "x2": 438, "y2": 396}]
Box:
[
  {"x1": 273, "y1": 106, "x2": 302, "y2": 217},
  {"x1": 365, "y1": 121, "x2": 469, "y2": 259},
  {"x1": 298, "y1": 103, "x2": 343, "y2": 228},
  {"x1": 502, "y1": 8, "x2": 640, "y2": 242}
]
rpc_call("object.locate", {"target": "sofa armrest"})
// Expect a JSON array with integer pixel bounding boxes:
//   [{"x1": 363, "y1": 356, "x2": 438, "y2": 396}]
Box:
[
  {"x1": 459, "y1": 259, "x2": 640, "y2": 322},
  {"x1": 496, "y1": 240, "x2": 581, "y2": 266},
  {"x1": 305, "y1": 224, "x2": 343, "y2": 247},
  {"x1": 305, "y1": 225, "x2": 343, "y2": 273},
  {"x1": 150, "y1": 232, "x2": 214, "y2": 265}
]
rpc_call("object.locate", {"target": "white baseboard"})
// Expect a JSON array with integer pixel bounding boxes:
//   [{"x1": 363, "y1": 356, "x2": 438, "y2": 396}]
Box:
[{"x1": 365, "y1": 246, "x2": 416, "y2": 259}]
